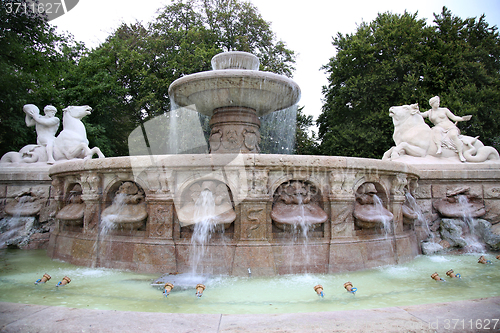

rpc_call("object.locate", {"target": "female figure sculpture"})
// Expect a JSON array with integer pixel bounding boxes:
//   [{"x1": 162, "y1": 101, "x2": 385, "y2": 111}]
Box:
[{"x1": 419, "y1": 96, "x2": 472, "y2": 162}]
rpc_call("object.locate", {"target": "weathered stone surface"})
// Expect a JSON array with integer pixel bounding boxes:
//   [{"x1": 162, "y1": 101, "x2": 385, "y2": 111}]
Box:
[
  {"x1": 0, "y1": 216, "x2": 36, "y2": 248},
  {"x1": 476, "y1": 219, "x2": 500, "y2": 250},
  {"x1": 421, "y1": 241, "x2": 443, "y2": 255},
  {"x1": 439, "y1": 219, "x2": 467, "y2": 248}
]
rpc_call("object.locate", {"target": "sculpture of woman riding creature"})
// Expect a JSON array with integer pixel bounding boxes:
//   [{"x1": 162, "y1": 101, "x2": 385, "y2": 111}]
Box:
[{"x1": 419, "y1": 96, "x2": 472, "y2": 162}]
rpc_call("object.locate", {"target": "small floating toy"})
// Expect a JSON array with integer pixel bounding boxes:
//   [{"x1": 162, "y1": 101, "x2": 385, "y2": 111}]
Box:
[
  {"x1": 478, "y1": 256, "x2": 492, "y2": 264},
  {"x1": 314, "y1": 284, "x2": 324, "y2": 297},
  {"x1": 446, "y1": 269, "x2": 461, "y2": 278},
  {"x1": 344, "y1": 281, "x2": 357, "y2": 293},
  {"x1": 56, "y1": 276, "x2": 71, "y2": 287},
  {"x1": 431, "y1": 272, "x2": 445, "y2": 282},
  {"x1": 163, "y1": 283, "x2": 174, "y2": 297},
  {"x1": 35, "y1": 273, "x2": 51, "y2": 284}
]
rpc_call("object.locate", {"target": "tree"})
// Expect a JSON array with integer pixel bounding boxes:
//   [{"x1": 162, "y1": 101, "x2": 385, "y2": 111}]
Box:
[
  {"x1": 317, "y1": 8, "x2": 500, "y2": 158},
  {"x1": 0, "y1": 0, "x2": 84, "y2": 157},
  {"x1": 295, "y1": 106, "x2": 318, "y2": 155},
  {"x1": 60, "y1": 23, "x2": 151, "y2": 156},
  {"x1": 63, "y1": 0, "x2": 301, "y2": 157}
]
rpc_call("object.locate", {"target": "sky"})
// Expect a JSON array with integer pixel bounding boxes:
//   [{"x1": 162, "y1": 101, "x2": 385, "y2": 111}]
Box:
[{"x1": 52, "y1": 0, "x2": 500, "y2": 123}]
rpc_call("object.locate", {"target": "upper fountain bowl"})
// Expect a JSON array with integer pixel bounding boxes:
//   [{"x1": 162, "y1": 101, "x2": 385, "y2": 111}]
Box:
[
  {"x1": 211, "y1": 51, "x2": 260, "y2": 71},
  {"x1": 168, "y1": 51, "x2": 301, "y2": 117}
]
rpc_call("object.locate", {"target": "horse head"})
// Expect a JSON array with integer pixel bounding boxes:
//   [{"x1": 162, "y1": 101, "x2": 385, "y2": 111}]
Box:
[{"x1": 62, "y1": 105, "x2": 92, "y2": 120}]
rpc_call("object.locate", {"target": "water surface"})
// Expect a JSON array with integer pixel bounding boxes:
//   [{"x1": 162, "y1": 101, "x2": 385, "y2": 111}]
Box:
[{"x1": 0, "y1": 249, "x2": 498, "y2": 314}]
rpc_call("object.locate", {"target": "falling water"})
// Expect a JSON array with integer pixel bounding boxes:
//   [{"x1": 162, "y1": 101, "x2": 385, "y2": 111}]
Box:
[
  {"x1": 92, "y1": 192, "x2": 128, "y2": 267},
  {"x1": 259, "y1": 105, "x2": 297, "y2": 154},
  {"x1": 404, "y1": 192, "x2": 432, "y2": 237},
  {"x1": 169, "y1": 108, "x2": 179, "y2": 154},
  {"x1": 457, "y1": 195, "x2": 485, "y2": 252},
  {"x1": 190, "y1": 189, "x2": 220, "y2": 275},
  {"x1": 372, "y1": 195, "x2": 391, "y2": 236},
  {"x1": 457, "y1": 195, "x2": 475, "y2": 233},
  {"x1": 286, "y1": 194, "x2": 312, "y2": 273},
  {"x1": 0, "y1": 196, "x2": 32, "y2": 248}
]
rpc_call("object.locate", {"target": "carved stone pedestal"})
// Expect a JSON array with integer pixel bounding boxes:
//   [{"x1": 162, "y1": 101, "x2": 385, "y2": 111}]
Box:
[{"x1": 209, "y1": 107, "x2": 261, "y2": 153}]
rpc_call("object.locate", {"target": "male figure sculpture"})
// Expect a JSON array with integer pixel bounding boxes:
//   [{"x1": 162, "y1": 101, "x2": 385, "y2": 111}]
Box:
[{"x1": 24, "y1": 105, "x2": 60, "y2": 164}]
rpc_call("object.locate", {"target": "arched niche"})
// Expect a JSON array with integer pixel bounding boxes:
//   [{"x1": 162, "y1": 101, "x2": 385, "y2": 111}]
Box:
[{"x1": 270, "y1": 179, "x2": 328, "y2": 235}]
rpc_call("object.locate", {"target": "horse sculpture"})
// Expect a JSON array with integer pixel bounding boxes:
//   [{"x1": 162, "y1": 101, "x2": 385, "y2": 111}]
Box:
[
  {"x1": 53, "y1": 106, "x2": 104, "y2": 160},
  {"x1": 382, "y1": 104, "x2": 499, "y2": 163},
  {"x1": 0, "y1": 105, "x2": 104, "y2": 164}
]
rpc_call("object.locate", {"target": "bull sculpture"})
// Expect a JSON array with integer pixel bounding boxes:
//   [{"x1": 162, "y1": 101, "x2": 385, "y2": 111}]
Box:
[{"x1": 383, "y1": 103, "x2": 499, "y2": 163}]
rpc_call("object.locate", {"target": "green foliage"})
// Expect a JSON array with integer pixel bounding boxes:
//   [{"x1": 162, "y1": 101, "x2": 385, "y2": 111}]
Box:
[
  {"x1": 318, "y1": 8, "x2": 500, "y2": 158},
  {"x1": 0, "y1": 0, "x2": 84, "y2": 157},
  {"x1": 60, "y1": 0, "x2": 301, "y2": 157},
  {"x1": 1, "y1": 0, "x2": 316, "y2": 158},
  {"x1": 295, "y1": 106, "x2": 318, "y2": 155},
  {"x1": 60, "y1": 23, "x2": 150, "y2": 156}
]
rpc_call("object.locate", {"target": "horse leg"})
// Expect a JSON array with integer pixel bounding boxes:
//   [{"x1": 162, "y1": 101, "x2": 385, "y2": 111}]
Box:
[{"x1": 63, "y1": 143, "x2": 85, "y2": 160}]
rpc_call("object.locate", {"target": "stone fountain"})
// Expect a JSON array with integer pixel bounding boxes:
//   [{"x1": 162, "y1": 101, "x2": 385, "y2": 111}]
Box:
[
  {"x1": 2, "y1": 51, "x2": 499, "y2": 275},
  {"x1": 38, "y1": 51, "x2": 421, "y2": 275}
]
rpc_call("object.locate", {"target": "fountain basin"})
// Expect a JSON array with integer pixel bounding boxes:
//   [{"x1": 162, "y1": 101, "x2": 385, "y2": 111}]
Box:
[
  {"x1": 47, "y1": 154, "x2": 420, "y2": 275},
  {"x1": 56, "y1": 203, "x2": 84, "y2": 226},
  {"x1": 4, "y1": 199, "x2": 43, "y2": 217},
  {"x1": 168, "y1": 51, "x2": 301, "y2": 154},
  {"x1": 1, "y1": 249, "x2": 500, "y2": 314},
  {"x1": 169, "y1": 70, "x2": 300, "y2": 117},
  {"x1": 169, "y1": 51, "x2": 300, "y2": 117}
]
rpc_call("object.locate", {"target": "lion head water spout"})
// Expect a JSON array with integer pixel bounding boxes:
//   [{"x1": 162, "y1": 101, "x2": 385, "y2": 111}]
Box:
[
  {"x1": 101, "y1": 182, "x2": 147, "y2": 231},
  {"x1": 56, "y1": 184, "x2": 84, "y2": 228},
  {"x1": 354, "y1": 183, "x2": 394, "y2": 233},
  {"x1": 271, "y1": 181, "x2": 327, "y2": 232}
]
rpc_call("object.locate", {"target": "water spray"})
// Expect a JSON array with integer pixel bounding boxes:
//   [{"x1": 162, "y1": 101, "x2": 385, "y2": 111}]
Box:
[
  {"x1": 478, "y1": 256, "x2": 492, "y2": 264},
  {"x1": 431, "y1": 272, "x2": 445, "y2": 282},
  {"x1": 196, "y1": 284, "x2": 206, "y2": 298},
  {"x1": 446, "y1": 269, "x2": 461, "y2": 278}
]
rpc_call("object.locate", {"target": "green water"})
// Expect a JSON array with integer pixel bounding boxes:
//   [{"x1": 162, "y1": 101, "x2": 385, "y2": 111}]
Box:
[{"x1": 0, "y1": 249, "x2": 499, "y2": 314}]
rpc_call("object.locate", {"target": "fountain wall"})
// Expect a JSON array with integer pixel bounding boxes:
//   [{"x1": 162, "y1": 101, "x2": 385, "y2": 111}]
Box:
[
  {"x1": 0, "y1": 165, "x2": 56, "y2": 249},
  {"x1": 45, "y1": 154, "x2": 420, "y2": 276},
  {"x1": 407, "y1": 162, "x2": 500, "y2": 252}
]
